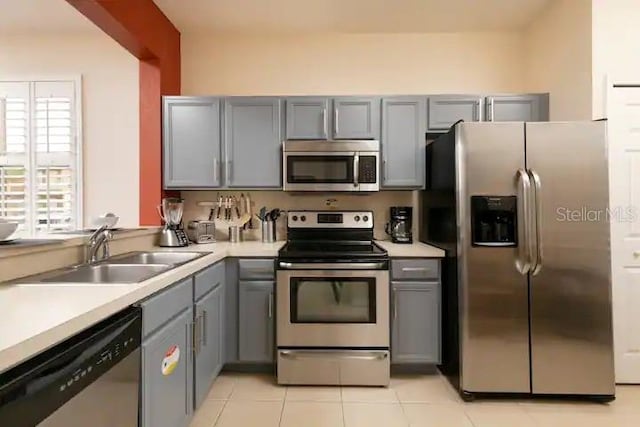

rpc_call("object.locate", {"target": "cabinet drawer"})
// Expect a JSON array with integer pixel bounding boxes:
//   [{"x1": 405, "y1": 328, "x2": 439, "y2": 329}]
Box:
[
  {"x1": 238, "y1": 259, "x2": 275, "y2": 280},
  {"x1": 277, "y1": 349, "x2": 389, "y2": 386},
  {"x1": 391, "y1": 259, "x2": 439, "y2": 280},
  {"x1": 194, "y1": 261, "x2": 225, "y2": 301},
  {"x1": 141, "y1": 277, "x2": 193, "y2": 337}
]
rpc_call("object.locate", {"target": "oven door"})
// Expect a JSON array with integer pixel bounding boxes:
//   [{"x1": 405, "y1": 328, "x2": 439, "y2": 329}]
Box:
[{"x1": 277, "y1": 269, "x2": 389, "y2": 347}]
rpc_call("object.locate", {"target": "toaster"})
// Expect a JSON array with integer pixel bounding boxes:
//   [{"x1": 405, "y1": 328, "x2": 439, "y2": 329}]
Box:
[{"x1": 187, "y1": 220, "x2": 216, "y2": 243}]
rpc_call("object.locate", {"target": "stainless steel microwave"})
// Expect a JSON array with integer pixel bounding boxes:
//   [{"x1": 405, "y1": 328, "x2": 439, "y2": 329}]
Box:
[{"x1": 282, "y1": 140, "x2": 380, "y2": 192}]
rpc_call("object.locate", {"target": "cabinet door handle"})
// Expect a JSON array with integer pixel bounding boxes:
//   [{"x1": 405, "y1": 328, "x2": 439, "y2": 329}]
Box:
[
  {"x1": 268, "y1": 292, "x2": 273, "y2": 318},
  {"x1": 191, "y1": 319, "x2": 198, "y2": 354},
  {"x1": 213, "y1": 158, "x2": 219, "y2": 182},
  {"x1": 202, "y1": 309, "x2": 208, "y2": 347},
  {"x1": 334, "y1": 108, "x2": 339, "y2": 136},
  {"x1": 392, "y1": 288, "x2": 398, "y2": 321},
  {"x1": 474, "y1": 99, "x2": 481, "y2": 121},
  {"x1": 227, "y1": 160, "x2": 232, "y2": 183},
  {"x1": 382, "y1": 159, "x2": 387, "y2": 181},
  {"x1": 487, "y1": 98, "x2": 495, "y2": 121}
]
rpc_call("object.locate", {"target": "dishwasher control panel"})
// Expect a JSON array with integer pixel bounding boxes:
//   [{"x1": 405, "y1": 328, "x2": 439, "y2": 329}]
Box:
[{"x1": 58, "y1": 336, "x2": 137, "y2": 393}]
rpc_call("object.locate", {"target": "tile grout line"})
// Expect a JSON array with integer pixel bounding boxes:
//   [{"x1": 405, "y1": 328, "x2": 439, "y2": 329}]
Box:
[
  {"x1": 340, "y1": 386, "x2": 347, "y2": 427},
  {"x1": 211, "y1": 399, "x2": 229, "y2": 427},
  {"x1": 210, "y1": 376, "x2": 236, "y2": 427},
  {"x1": 394, "y1": 388, "x2": 412, "y2": 427},
  {"x1": 460, "y1": 405, "x2": 477, "y2": 427},
  {"x1": 277, "y1": 386, "x2": 288, "y2": 427}
]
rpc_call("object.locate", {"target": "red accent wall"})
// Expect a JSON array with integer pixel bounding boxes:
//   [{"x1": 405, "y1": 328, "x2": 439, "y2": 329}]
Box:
[{"x1": 66, "y1": 0, "x2": 180, "y2": 225}]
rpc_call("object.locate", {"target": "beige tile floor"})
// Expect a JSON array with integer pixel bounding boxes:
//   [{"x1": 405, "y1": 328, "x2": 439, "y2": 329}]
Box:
[{"x1": 190, "y1": 372, "x2": 640, "y2": 427}]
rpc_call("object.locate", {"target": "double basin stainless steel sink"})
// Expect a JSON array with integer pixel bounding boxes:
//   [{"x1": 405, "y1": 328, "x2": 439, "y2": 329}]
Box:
[{"x1": 15, "y1": 251, "x2": 208, "y2": 285}]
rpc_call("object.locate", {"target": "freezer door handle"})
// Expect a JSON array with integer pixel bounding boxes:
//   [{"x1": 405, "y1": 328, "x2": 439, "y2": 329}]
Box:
[
  {"x1": 529, "y1": 169, "x2": 543, "y2": 275},
  {"x1": 516, "y1": 169, "x2": 532, "y2": 275}
]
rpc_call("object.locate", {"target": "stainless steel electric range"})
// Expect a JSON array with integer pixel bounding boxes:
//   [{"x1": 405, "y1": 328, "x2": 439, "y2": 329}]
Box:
[{"x1": 276, "y1": 210, "x2": 390, "y2": 386}]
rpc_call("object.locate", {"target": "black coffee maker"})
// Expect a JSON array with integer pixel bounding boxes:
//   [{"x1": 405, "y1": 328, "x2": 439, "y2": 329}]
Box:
[{"x1": 385, "y1": 206, "x2": 413, "y2": 244}]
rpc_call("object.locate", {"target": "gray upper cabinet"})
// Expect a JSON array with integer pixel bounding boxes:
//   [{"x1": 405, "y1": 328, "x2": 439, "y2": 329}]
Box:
[
  {"x1": 485, "y1": 94, "x2": 549, "y2": 122},
  {"x1": 285, "y1": 97, "x2": 330, "y2": 139},
  {"x1": 427, "y1": 95, "x2": 482, "y2": 131},
  {"x1": 238, "y1": 280, "x2": 275, "y2": 362},
  {"x1": 163, "y1": 97, "x2": 221, "y2": 189},
  {"x1": 142, "y1": 308, "x2": 193, "y2": 427},
  {"x1": 332, "y1": 97, "x2": 380, "y2": 139},
  {"x1": 224, "y1": 97, "x2": 283, "y2": 188},
  {"x1": 391, "y1": 281, "x2": 441, "y2": 364},
  {"x1": 194, "y1": 284, "x2": 224, "y2": 409},
  {"x1": 381, "y1": 97, "x2": 426, "y2": 188}
]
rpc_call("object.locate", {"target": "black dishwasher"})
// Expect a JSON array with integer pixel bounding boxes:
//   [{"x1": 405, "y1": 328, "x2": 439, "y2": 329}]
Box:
[{"x1": 0, "y1": 306, "x2": 142, "y2": 427}]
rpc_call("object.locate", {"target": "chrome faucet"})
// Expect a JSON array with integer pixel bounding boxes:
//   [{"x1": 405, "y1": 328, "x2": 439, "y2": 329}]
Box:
[{"x1": 86, "y1": 224, "x2": 112, "y2": 264}]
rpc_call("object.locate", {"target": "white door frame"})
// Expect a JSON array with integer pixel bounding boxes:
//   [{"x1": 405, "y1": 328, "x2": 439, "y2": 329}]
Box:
[{"x1": 606, "y1": 73, "x2": 640, "y2": 384}]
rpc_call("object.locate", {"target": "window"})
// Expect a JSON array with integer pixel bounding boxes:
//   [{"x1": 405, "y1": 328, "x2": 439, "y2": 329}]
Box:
[{"x1": 0, "y1": 80, "x2": 81, "y2": 236}]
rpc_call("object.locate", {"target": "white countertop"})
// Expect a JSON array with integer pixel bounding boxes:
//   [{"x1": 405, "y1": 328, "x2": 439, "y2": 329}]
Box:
[
  {"x1": 0, "y1": 240, "x2": 284, "y2": 374},
  {"x1": 375, "y1": 240, "x2": 446, "y2": 258},
  {"x1": 0, "y1": 239, "x2": 445, "y2": 374}
]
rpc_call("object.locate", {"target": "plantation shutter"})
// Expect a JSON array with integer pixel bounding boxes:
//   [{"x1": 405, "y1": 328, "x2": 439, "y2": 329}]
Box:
[{"x1": 0, "y1": 80, "x2": 80, "y2": 236}]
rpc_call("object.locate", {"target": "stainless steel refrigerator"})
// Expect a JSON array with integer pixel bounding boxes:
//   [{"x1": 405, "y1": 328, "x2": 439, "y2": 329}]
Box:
[{"x1": 420, "y1": 121, "x2": 615, "y2": 401}]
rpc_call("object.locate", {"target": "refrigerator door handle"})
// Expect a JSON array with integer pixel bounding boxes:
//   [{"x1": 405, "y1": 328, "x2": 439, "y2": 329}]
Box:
[
  {"x1": 516, "y1": 169, "x2": 532, "y2": 275},
  {"x1": 529, "y1": 169, "x2": 543, "y2": 275}
]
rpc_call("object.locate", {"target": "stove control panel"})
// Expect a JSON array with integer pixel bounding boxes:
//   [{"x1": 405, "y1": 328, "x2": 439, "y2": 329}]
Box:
[{"x1": 287, "y1": 211, "x2": 374, "y2": 229}]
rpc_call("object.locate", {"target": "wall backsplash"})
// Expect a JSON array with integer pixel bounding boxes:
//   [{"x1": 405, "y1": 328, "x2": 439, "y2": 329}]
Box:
[{"x1": 181, "y1": 190, "x2": 419, "y2": 242}]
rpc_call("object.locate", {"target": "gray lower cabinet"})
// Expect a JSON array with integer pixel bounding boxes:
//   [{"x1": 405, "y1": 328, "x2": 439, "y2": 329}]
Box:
[
  {"x1": 194, "y1": 283, "x2": 224, "y2": 408},
  {"x1": 224, "y1": 97, "x2": 283, "y2": 188},
  {"x1": 427, "y1": 95, "x2": 482, "y2": 131},
  {"x1": 163, "y1": 97, "x2": 221, "y2": 189},
  {"x1": 238, "y1": 280, "x2": 275, "y2": 362},
  {"x1": 391, "y1": 281, "x2": 441, "y2": 364},
  {"x1": 332, "y1": 97, "x2": 380, "y2": 139},
  {"x1": 142, "y1": 308, "x2": 193, "y2": 427},
  {"x1": 285, "y1": 97, "x2": 330, "y2": 139},
  {"x1": 485, "y1": 94, "x2": 549, "y2": 122},
  {"x1": 381, "y1": 97, "x2": 426, "y2": 188}
]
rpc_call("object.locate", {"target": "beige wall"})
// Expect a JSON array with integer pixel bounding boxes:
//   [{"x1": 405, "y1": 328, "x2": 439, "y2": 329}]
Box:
[
  {"x1": 181, "y1": 31, "x2": 527, "y2": 233},
  {"x1": 182, "y1": 190, "x2": 417, "y2": 241},
  {"x1": 524, "y1": 0, "x2": 592, "y2": 120},
  {"x1": 592, "y1": 0, "x2": 640, "y2": 118},
  {"x1": 0, "y1": 33, "x2": 140, "y2": 228},
  {"x1": 182, "y1": 32, "x2": 526, "y2": 95}
]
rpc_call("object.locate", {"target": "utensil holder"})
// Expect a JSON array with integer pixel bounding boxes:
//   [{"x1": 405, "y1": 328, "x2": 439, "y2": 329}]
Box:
[
  {"x1": 261, "y1": 220, "x2": 275, "y2": 243},
  {"x1": 229, "y1": 226, "x2": 242, "y2": 243}
]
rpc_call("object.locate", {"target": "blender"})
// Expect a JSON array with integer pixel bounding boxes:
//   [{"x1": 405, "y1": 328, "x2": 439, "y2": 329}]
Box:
[{"x1": 158, "y1": 197, "x2": 189, "y2": 247}]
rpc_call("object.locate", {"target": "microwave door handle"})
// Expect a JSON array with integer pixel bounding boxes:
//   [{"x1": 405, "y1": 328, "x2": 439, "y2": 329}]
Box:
[{"x1": 353, "y1": 153, "x2": 359, "y2": 187}]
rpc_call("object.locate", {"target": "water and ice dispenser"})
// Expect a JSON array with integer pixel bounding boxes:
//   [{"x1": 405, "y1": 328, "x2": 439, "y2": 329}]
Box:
[{"x1": 470, "y1": 196, "x2": 517, "y2": 247}]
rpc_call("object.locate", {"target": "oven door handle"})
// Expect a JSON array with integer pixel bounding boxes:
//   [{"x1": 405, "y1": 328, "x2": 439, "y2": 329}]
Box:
[
  {"x1": 279, "y1": 350, "x2": 389, "y2": 361},
  {"x1": 278, "y1": 261, "x2": 387, "y2": 270}
]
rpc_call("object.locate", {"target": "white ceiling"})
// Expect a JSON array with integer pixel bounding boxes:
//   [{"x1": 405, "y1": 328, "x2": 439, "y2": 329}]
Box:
[
  {"x1": 153, "y1": 0, "x2": 553, "y2": 34},
  {"x1": 0, "y1": 0, "x2": 96, "y2": 35}
]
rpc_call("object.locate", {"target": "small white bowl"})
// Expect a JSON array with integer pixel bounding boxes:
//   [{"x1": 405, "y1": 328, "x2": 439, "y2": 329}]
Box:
[{"x1": 0, "y1": 222, "x2": 18, "y2": 240}]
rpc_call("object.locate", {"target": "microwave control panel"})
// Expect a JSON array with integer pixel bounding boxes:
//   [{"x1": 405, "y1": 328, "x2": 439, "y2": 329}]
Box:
[{"x1": 358, "y1": 156, "x2": 378, "y2": 183}]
